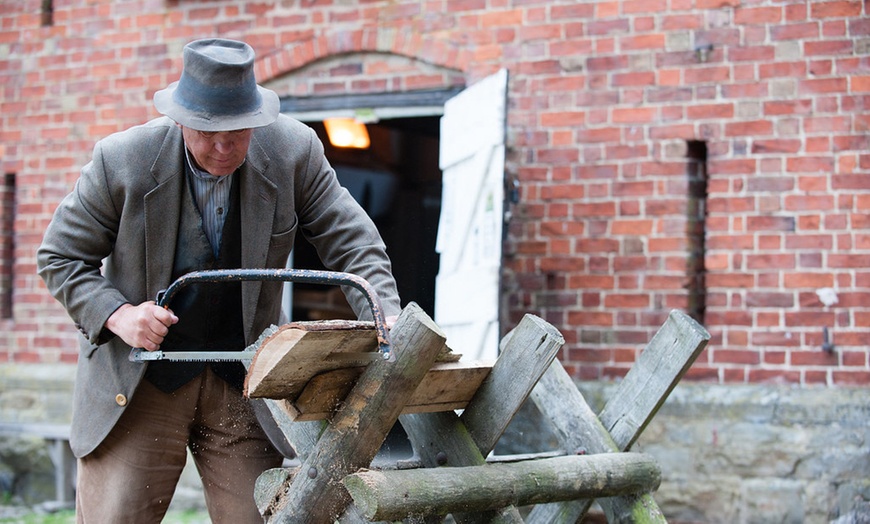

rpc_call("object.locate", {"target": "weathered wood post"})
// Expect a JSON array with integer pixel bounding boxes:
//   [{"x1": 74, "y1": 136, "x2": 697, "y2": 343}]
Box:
[{"x1": 527, "y1": 310, "x2": 710, "y2": 524}]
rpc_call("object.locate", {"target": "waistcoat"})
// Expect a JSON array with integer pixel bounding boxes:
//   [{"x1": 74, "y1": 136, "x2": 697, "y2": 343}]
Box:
[{"x1": 144, "y1": 168, "x2": 246, "y2": 392}]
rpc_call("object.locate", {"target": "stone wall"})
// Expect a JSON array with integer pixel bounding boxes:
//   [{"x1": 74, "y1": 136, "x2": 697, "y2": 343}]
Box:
[
  {"x1": 2, "y1": 363, "x2": 867, "y2": 522},
  {"x1": 499, "y1": 381, "x2": 869, "y2": 524}
]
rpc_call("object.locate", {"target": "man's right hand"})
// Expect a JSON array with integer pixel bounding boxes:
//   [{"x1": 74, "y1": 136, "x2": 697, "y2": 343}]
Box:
[{"x1": 105, "y1": 301, "x2": 179, "y2": 351}]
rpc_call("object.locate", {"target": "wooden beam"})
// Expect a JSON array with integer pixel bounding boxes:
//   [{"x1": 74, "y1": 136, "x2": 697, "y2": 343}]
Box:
[
  {"x1": 461, "y1": 314, "x2": 565, "y2": 455},
  {"x1": 343, "y1": 453, "x2": 661, "y2": 522}
]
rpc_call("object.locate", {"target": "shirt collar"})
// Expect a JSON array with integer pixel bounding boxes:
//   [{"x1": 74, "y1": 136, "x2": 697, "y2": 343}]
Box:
[{"x1": 183, "y1": 145, "x2": 239, "y2": 181}]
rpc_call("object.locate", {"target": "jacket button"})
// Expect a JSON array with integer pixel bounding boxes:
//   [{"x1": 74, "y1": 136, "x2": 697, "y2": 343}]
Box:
[{"x1": 115, "y1": 394, "x2": 128, "y2": 407}]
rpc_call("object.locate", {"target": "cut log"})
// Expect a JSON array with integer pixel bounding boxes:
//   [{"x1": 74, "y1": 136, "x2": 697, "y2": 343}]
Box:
[
  {"x1": 343, "y1": 453, "x2": 661, "y2": 522},
  {"x1": 244, "y1": 320, "x2": 379, "y2": 400}
]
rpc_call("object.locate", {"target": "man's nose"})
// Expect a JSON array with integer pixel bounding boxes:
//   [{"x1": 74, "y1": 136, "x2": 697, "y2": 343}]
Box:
[{"x1": 214, "y1": 138, "x2": 234, "y2": 153}]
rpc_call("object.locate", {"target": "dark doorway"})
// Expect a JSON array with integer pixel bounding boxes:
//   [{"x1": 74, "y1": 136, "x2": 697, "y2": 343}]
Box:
[{"x1": 289, "y1": 116, "x2": 442, "y2": 321}]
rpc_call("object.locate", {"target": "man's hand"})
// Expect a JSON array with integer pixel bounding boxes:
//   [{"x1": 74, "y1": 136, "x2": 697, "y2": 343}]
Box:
[{"x1": 105, "y1": 301, "x2": 179, "y2": 351}]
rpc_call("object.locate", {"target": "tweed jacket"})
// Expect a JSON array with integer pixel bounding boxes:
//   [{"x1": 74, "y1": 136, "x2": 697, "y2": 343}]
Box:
[{"x1": 37, "y1": 115, "x2": 401, "y2": 458}]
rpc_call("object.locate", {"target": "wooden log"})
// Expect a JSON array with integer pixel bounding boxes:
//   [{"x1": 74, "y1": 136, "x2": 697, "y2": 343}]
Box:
[
  {"x1": 343, "y1": 453, "x2": 661, "y2": 522},
  {"x1": 254, "y1": 467, "x2": 298, "y2": 517},
  {"x1": 263, "y1": 302, "x2": 447, "y2": 524},
  {"x1": 399, "y1": 313, "x2": 564, "y2": 524},
  {"x1": 526, "y1": 310, "x2": 710, "y2": 524}
]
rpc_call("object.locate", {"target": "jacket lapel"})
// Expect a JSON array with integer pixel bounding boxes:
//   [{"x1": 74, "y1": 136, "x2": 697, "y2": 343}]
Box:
[
  {"x1": 239, "y1": 134, "x2": 277, "y2": 339},
  {"x1": 144, "y1": 126, "x2": 185, "y2": 302}
]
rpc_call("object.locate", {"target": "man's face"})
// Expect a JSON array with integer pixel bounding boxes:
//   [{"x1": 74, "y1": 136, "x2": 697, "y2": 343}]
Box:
[{"x1": 181, "y1": 126, "x2": 254, "y2": 176}]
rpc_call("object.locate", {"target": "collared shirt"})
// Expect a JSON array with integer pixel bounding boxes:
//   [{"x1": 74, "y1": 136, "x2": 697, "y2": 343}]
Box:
[{"x1": 184, "y1": 146, "x2": 236, "y2": 256}]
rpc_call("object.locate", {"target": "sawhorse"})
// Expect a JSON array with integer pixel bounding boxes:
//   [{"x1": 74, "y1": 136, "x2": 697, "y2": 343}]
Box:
[{"x1": 246, "y1": 303, "x2": 709, "y2": 523}]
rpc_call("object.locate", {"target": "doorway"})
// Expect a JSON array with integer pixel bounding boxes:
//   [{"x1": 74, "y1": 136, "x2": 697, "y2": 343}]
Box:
[
  {"x1": 287, "y1": 115, "x2": 443, "y2": 321},
  {"x1": 280, "y1": 70, "x2": 507, "y2": 363}
]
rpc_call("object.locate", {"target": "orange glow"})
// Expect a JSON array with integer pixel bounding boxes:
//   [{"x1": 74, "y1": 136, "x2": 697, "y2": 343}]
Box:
[{"x1": 324, "y1": 118, "x2": 371, "y2": 149}]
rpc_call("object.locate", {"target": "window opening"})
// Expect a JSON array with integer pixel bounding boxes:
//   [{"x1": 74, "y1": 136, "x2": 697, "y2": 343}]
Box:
[
  {"x1": 41, "y1": 0, "x2": 53, "y2": 26},
  {"x1": 686, "y1": 141, "x2": 707, "y2": 325},
  {"x1": 1, "y1": 173, "x2": 15, "y2": 319}
]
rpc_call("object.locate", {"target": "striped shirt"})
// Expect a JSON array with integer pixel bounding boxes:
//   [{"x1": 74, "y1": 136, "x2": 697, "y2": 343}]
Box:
[{"x1": 184, "y1": 146, "x2": 236, "y2": 257}]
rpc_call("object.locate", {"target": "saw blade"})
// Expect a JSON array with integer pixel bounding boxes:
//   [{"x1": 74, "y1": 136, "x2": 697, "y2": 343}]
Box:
[{"x1": 129, "y1": 348, "x2": 254, "y2": 362}]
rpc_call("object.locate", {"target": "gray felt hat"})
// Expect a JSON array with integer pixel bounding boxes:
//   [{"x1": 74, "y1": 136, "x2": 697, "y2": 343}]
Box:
[{"x1": 153, "y1": 39, "x2": 280, "y2": 131}]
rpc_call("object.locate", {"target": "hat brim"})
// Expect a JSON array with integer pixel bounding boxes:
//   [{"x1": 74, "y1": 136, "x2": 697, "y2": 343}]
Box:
[{"x1": 154, "y1": 82, "x2": 280, "y2": 132}]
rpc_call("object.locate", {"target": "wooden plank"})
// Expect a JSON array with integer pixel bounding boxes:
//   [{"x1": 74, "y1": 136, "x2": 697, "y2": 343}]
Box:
[
  {"x1": 343, "y1": 453, "x2": 661, "y2": 522},
  {"x1": 288, "y1": 360, "x2": 494, "y2": 421},
  {"x1": 242, "y1": 333, "x2": 326, "y2": 461},
  {"x1": 244, "y1": 320, "x2": 379, "y2": 400},
  {"x1": 526, "y1": 310, "x2": 710, "y2": 524},
  {"x1": 262, "y1": 302, "x2": 447, "y2": 524}
]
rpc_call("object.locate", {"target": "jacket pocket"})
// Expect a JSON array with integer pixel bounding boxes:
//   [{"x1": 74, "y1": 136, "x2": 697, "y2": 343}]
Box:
[
  {"x1": 270, "y1": 215, "x2": 298, "y2": 248},
  {"x1": 265, "y1": 216, "x2": 298, "y2": 269}
]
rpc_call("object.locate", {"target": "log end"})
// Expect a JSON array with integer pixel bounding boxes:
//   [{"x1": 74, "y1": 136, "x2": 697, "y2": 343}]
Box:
[{"x1": 342, "y1": 469, "x2": 386, "y2": 520}]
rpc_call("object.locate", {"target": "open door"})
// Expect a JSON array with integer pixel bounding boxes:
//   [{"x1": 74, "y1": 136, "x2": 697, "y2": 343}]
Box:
[{"x1": 435, "y1": 69, "x2": 508, "y2": 360}]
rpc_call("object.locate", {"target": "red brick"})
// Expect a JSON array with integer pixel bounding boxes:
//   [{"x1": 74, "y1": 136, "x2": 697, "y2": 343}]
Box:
[
  {"x1": 800, "y1": 77, "x2": 848, "y2": 94},
  {"x1": 771, "y1": 22, "x2": 819, "y2": 40},
  {"x1": 619, "y1": 33, "x2": 665, "y2": 51},
  {"x1": 842, "y1": 350, "x2": 867, "y2": 366},
  {"x1": 748, "y1": 369, "x2": 802, "y2": 384},
  {"x1": 725, "y1": 120, "x2": 774, "y2": 137},
  {"x1": 714, "y1": 349, "x2": 760, "y2": 365},
  {"x1": 684, "y1": 66, "x2": 730, "y2": 84},
  {"x1": 759, "y1": 61, "x2": 808, "y2": 79},
  {"x1": 752, "y1": 139, "x2": 802, "y2": 154},
  {"x1": 811, "y1": 1, "x2": 863, "y2": 18},
  {"x1": 832, "y1": 370, "x2": 870, "y2": 385},
  {"x1": 804, "y1": 371, "x2": 828, "y2": 384},
  {"x1": 612, "y1": 107, "x2": 656, "y2": 123},
  {"x1": 764, "y1": 99, "x2": 813, "y2": 116},
  {"x1": 788, "y1": 156, "x2": 836, "y2": 173},
  {"x1": 783, "y1": 273, "x2": 835, "y2": 288},
  {"x1": 566, "y1": 311, "x2": 614, "y2": 327},
  {"x1": 832, "y1": 173, "x2": 870, "y2": 190}
]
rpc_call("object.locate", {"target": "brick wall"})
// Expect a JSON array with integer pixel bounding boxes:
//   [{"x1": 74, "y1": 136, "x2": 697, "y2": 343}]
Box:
[{"x1": 1, "y1": 0, "x2": 868, "y2": 387}]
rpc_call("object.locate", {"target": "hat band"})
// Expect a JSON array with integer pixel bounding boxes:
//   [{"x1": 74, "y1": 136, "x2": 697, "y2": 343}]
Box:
[{"x1": 173, "y1": 71, "x2": 262, "y2": 118}]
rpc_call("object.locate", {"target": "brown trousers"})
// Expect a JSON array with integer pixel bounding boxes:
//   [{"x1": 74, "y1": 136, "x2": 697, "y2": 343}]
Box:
[{"x1": 75, "y1": 367, "x2": 284, "y2": 524}]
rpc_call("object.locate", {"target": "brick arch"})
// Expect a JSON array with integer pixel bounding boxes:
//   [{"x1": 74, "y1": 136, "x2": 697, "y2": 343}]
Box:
[{"x1": 254, "y1": 27, "x2": 471, "y2": 86}]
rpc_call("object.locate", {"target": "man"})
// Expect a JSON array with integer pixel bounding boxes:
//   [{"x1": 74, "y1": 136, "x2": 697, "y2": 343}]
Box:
[{"x1": 37, "y1": 38, "x2": 401, "y2": 523}]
